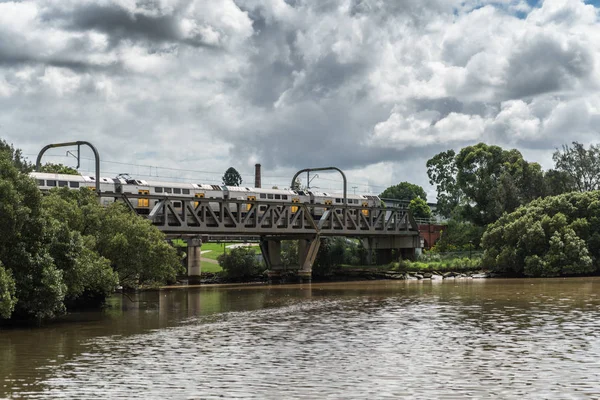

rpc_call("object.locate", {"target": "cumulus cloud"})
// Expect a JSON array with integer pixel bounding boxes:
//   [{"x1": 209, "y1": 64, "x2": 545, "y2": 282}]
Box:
[{"x1": 0, "y1": 0, "x2": 600, "y2": 198}]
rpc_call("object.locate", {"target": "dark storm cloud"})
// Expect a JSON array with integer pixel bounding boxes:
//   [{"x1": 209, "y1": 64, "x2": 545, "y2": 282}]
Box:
[
  {"x1": 505, "y1": 34, "x2": 593, "y2": 98},
  {"x1": 0, "y1": 45, "x2": 108, "y2": 72},
  {"x1": 46, "y1": 3, "x2": 216, "y2": 49}
]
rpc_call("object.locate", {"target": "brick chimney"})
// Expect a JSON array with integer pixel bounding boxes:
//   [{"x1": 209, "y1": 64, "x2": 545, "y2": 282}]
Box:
[{"x1": 254, "y1": 163, "x2": 261, "y2": 188}]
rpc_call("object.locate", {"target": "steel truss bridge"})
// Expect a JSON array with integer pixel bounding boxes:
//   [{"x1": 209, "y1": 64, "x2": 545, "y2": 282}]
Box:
[{"x1": 119, "y1": 192, "x2": 421, "y2": 281}]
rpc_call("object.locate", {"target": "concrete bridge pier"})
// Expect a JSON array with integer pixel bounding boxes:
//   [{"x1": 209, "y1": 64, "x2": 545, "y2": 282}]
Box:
[
  {"x1": 261, "y1": 235, "x2": 320, "y2": 282},
  {"x1": 187, "y1": 237, "x2": 202, "y2": 280},
  {"x1": 363, "y1": 236, "x2": 420, "y2": 265}
]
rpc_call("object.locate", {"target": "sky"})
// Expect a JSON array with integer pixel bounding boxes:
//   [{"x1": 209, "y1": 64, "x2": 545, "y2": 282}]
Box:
[{"x1": 1, "y1": 0, "x2": 599, "y2": 200}]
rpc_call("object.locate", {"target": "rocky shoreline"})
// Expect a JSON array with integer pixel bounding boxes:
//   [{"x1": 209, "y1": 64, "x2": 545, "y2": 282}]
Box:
[{"x1": 186, "y1": 269, "x2": 494, "y2": 285}]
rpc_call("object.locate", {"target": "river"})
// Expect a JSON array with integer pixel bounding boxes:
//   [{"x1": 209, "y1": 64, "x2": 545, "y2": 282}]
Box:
[{"x1": 1, "y1": 278, "x2": 600, "y2": 399}]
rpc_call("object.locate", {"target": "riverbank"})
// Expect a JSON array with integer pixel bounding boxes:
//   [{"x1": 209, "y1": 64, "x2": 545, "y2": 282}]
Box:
[{"x1": 179, "y1": 265, "x2": 491, "y2": 286}]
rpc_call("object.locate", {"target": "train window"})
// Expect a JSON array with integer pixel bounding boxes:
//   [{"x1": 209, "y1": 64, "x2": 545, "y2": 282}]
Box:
[
  {"x1": 58, "y1": 181, "x2": 68, "y2": 187},
  {"x1": 173, "y1": 188, "x2": 181, "y2": 194},
  {"x1": 47, "y1": 180, "x2": 57, "y2": 187},
  {"x1": 275, "y1": 194, "x2": 281, "y2": 200},
  {"x1": 173, "y1": 201, "x2": 182, "y2": 208},
  {"x1": 182, "y1": 189, "x2": 190, "y2": 194},
  {"x1": 37, "y1": 179, "x2": 44, "y2": 186},
  {"x1": 267, "y1": 194, "x2": 274, "y2": 199},
  {"x1": 69, "y1": 182, "x2": 79, "y2": 188},
  {"x1": 260, "y1": 206, "x2": 267, "y2": 211},
  {"x1": 260, "y1": 194, "x2": 266, "y2": 199},
  {"x1": 355, "y1": 199, "x2": 359, "y2": 204},
  {"x1": 155, "y1": 187, "x2": 163, "y2": 193},
  {"x1": 164, "y1": 188, "x2": 172, "y2": 194},
  {"x1": 336, "y1": 198, "x2": 341, "y2": 203},
  {"x1": 282, "y1": 195, "x2": 288, "y2": 200}
]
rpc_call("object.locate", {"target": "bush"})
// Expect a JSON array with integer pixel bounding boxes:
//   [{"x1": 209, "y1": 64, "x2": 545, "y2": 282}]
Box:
[
  {"x1": 0, "y1": 262, "x2": 16, "y2": 319},
  {"x1": 482, "y1": 191, "x2": 600, "y2": 277},
  {"x1": 218, "y1": 247, "x2": 264, "y2": 279}
]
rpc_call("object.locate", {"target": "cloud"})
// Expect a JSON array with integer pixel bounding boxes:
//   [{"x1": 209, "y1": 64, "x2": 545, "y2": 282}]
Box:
[{"x1": 1, "y1": 0, "x2": 600, "y2": 199}]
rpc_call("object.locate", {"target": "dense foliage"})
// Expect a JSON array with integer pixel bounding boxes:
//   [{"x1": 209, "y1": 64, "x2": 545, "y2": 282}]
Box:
[
  {"x1": 40, "y1": 163, "x2": 79, "y2": 175},
  {"x1": 222, "y1": 167, "x2": 243, "y2": 186},
  {"x1": 0, "y1": 139, "x2": 32, "y2": 173},
  {"x1": 379, "y1": 181, "x2": 427, "y2": 203},
  {"x1": 433, "y1": 219, "x2": 484, "y2": 252},
  {"x1": 482, "y1": 191, "x2": 600, "y2": 277},
  {"x1": 42, "y1": 188, "x2": 183, "y2": 290},
  {"x1": 552, "y1": 142, "x2": 600, "y2": 192},
  {"x1": 0, "y1": 141, "x2": 184, "y2": 322},
  {"x1": 408, "y1": 197, "x2": 432, "y2": 220},
  {"x1": 429, "y1": 144, "x2": 541, "y2": 224},
  {"x1": 217, "y1": 247, "x2": 263, "y2": 278}
]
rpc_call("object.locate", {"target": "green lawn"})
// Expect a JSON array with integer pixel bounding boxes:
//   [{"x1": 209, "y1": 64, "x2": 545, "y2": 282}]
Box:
[
  {"x1": 200, "y1": 263, "x2": 224, "y2": 273},
  {"x1": 171, "y1": 241, "x2": 261, "y2": 274},
  {"x1": 200, "y1": 242, "x2": 261, "y2": 260}
]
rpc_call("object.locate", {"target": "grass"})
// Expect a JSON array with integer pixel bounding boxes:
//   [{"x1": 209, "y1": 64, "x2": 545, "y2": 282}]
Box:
[
  {"x1": 200, "y1": 242, "x2": 261, "y2": 261},
  {"x1": 339, "y1": 254, "x2": 484, "y2": 274},
  {"x1": 200, "y1": 263, "x2": 223, "y2": 273},
  {"x1": 171, "y1": 241, "x2": 261, "y2": 274}
]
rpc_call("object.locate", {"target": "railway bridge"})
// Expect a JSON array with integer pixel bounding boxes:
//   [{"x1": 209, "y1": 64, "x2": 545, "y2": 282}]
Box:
[
  {"x1": 35, "y1": 142, "x2": 421, "y2": 281},
  {"x1": 119, "y1": 192, "x2": 421, "y2": 281}
]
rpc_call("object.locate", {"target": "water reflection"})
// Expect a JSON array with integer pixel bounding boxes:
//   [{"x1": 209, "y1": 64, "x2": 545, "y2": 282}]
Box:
[{"x1": 2, "y1": 278, "x2": 600, "y2": 399}]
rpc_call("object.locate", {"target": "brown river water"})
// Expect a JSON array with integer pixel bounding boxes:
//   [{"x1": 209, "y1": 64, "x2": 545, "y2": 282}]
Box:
[{"x1": 1, "y1": 278, "x2": 600, "y2": 399}]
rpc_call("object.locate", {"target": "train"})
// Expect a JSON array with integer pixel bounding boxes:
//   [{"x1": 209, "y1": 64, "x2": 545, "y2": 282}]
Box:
[{"x1": 30, "y1": 172, "x2": 382, "y2": 217}]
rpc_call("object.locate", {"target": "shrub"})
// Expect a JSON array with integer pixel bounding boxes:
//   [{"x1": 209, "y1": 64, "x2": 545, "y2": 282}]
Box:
[
  {"x1": 482, "y1": 191, "x2": 600, "y2": 277},
  {"x1": 218, "y1": 247, "x2": 264, "y2": 279}
]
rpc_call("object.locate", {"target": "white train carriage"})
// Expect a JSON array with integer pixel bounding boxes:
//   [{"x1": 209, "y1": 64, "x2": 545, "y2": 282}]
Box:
[
  {"x1": 30, "y1": 171, "x2": 384, "y2": 221},
  {"x1": 30, "y1": 172, "x2": 117, "y2": 206}
]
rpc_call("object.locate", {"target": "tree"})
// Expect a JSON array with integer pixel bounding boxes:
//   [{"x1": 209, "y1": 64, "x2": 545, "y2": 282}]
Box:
[
  {"x1": 40, "y1": 163, "x2": 79, "y2": 175},
  {"x1": 217, "y1": 247, "x2": 263, "y2": 279},
  {"x1": 222, "y1": 167, "x2": 243, "y2": 186},
  {"x1": 408, "y1": 197, "x2": 432, "y2": 220},
  {"x1": 0, "y1": 150, "x2": 66, "y2": 320},
  {"x1": 291, "y1": 178, "x2": 303, "y2": 191},
  {"x1": 428, "y1": 143, "x2": 545, "y2": 226},
  {"x1": 0, "y1": 139, "x2": 32, "y2": 173},
  {"x1": 482, "y1": 191, "x2": 599, "y2": 277},
  {"x1": 0, "y1": 262, "x2": 16, "y2": 319},
  {"x1": 543, "y1": 169, "x2": 576, "y2": 196},
  {"x1": 379, "y1": 182, "x2": 427, "y2": 203},
  {"x1": 426, "y1": 150, "x2": 461, "y2": 218},
  {"x1": 552, "y1": 142, "x2": 600, "y2": 192}
]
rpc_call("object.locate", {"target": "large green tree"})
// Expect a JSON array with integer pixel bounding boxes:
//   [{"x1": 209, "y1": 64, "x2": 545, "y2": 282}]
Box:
[
  {"x1": 408, "y1": 197, "x2": 432, "y2": 220},
  {"x1": 44, "y1": 188, "x2": 183, "y2": 290},
  {"x1": 0, "y1": 139, "x2": 32, "y2": 173},
  {"x1": 427, "y1": 143, "x2": 545, "y2": 226},
  {"x1": 0, "y1": 151, "x2": 66, "y2": 320},
  {"x1": 222, "y1": 167, "x2": 243, "y2": 186},
  {"x1": 482, "y1": 191, "x2": 600, "y2": 277},
  {"x1": 426, "y1": 150, "x2": 461, "y2": 218},
  {"x1": 552, "y1": 142, "x2": 600, "y2": 192},
  {"x1": 379, "y1": 182, "x2": 427, "y2": 203}
]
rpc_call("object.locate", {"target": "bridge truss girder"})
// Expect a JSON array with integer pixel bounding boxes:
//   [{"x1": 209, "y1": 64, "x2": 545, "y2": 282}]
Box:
[{"x1": 119, "y1": 194, "x2": 419, "y2": 237}]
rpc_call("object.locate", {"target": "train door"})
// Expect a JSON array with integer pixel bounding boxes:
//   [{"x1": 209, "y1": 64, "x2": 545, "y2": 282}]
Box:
[
  {"x1": 362, "y1": 201, "x2": 369, "y2": 216},
  {"x1": 291, "y1": 197, "x2": 300, "y2": 213},
  {"x1": 194, "y1": 192, "x2": 205, "y2": 207},
  {"x1": 138, "y1": 190, "x2": 149, "y2": 207},
  {"x1": 247, "y1": 195, "x2": 256, "y2": 211}
]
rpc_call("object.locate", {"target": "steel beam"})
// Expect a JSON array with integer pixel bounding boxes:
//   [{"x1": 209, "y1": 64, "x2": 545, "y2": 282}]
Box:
[{"x1": 36, "y1": 141, "x2": 101, "y2": 193}]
